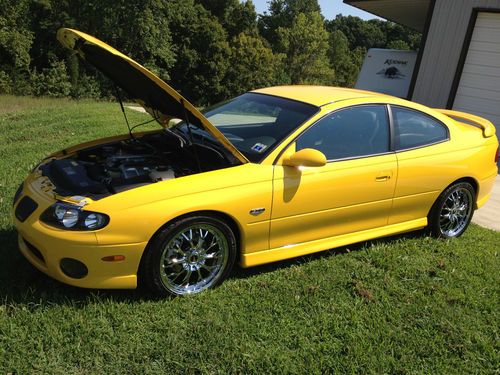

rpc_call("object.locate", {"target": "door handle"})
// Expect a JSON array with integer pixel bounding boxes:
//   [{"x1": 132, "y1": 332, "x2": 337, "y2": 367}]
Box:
[{"x1": 375, "y1": 170, "x2": 393, "y2": 182}]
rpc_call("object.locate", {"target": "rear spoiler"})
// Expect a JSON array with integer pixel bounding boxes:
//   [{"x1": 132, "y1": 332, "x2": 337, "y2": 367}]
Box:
[{"x1": 435, "y1": 109, "x2": 496, "y2": 138}]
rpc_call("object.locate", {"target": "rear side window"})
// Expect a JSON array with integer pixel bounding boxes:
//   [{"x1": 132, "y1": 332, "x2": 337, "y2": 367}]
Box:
[
  {"x1": 392, "y1": 106, "x2": 448, "y2": 150},
  {"x1": 296, "y1": 105, "x2": 390, "y2": 160}
]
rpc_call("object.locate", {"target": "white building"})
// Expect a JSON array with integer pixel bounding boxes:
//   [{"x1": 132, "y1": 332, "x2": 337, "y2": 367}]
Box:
[{"x1": 346, "y1": 0, "x2": 500, "y2": 135}]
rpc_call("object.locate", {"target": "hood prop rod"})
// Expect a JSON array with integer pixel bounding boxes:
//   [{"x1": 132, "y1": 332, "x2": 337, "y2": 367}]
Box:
[
  {"x1": 114, "y1": 86, "x2": 134, "y2": 139},
  {"x1": 181, "y1": 98, "x2": 202, "y2": 173}
]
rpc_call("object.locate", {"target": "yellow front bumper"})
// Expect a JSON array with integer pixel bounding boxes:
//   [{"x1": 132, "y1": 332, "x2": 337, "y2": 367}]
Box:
[
  {"x1": 13, "y1": 183, "x2": 147, "y2": 289},
  {"x1": 16, "y1": 232, "x2": 145, "y2": 289}
]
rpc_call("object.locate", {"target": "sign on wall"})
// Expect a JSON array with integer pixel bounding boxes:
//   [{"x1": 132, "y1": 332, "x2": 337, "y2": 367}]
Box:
[{"x1": 355, "y1": 49, "x2": 417, "y2": 98}]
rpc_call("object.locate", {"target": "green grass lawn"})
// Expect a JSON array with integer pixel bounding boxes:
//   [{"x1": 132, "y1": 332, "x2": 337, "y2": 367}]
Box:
[{"x1": 0, "y1": 96, "x2": 499, "y2": 374}]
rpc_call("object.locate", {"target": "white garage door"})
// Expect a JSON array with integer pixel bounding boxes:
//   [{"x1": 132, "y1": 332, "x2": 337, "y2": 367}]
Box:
[{"x1": 453, "y1": 12, "x2": 500, "y2": 133}]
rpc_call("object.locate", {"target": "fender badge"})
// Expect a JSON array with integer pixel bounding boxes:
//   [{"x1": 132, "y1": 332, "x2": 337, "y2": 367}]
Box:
[{"x1": 249, "y1": 208, "x2": 265, "y2": 216}]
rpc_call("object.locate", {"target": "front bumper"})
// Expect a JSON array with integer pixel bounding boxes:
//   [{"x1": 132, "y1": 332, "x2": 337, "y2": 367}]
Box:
[{"x1": 13, "y1": 177, "x2": 146, "y2": 289}]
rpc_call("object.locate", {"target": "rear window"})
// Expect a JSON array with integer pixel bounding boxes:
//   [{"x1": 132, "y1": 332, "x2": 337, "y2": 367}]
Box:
[{"x1": 391, "y1": 106, "x2": 448, "y2": 150}]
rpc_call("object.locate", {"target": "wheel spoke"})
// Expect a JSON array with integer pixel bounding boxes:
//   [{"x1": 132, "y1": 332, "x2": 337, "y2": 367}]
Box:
[
  {"x1": 196, "y1": 268, "x2": 203, "y2": 282},
  {"x1": 168, "y1": 270, "x2": 183, "y2": 279},
  {"x1": 181, "y1": 269, "x2": 192, "y2": 285},
  {"x1": 202, "y1": 264, "x2": 217, "y2": 272},
  {"x1": 159, "y1": 222, "x2": 230, "y2": 295},
  {"x1": 205, "y1": 238, "x2": 218, "y2": 253},
  {"x1": 438, "y1": 186, "x2": 473, "y2": 237},
  {"x1": 204, "y1": 252, "x2": 219, "y2": 259}
]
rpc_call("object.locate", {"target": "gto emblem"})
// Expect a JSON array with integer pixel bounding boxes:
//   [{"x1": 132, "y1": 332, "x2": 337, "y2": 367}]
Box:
[{"x1": 249, "y1": 208, "x2": 265, "y2": 216}]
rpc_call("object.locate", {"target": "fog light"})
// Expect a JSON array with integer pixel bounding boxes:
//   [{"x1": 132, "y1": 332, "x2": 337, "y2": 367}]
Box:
[{"x1": 60, "y1": 258, "x2": 88, "y2": 279}]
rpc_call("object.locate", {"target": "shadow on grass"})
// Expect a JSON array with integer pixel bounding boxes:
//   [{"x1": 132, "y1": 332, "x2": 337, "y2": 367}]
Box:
[
  {"x1": 0, "y1": 226, "x2": 426, "y2": 306},
  {"x1": 230, "y1": 229, "x2": 427, "y2": 281},
  {"x1": 0, "y1": 228, "x2": 148, "y2": 307}
]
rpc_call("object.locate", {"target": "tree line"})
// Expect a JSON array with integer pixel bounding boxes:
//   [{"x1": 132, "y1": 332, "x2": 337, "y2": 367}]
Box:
[{"x1": 0, "y1": 0, "x2": 420, "y2": 105}]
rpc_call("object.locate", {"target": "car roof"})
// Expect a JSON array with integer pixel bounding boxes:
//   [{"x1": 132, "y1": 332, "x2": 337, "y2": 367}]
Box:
[{"x1": 252, "y1": 86, "x2": 391, "y2": 107}]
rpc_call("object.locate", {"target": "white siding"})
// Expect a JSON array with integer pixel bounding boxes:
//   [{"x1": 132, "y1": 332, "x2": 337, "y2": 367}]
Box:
[
  {"x1": 412, "y1": 0, "x2": 500, "y2": 108},
  {"x1": 453, "y1": 12, "x2": 500, "y2": 129}
]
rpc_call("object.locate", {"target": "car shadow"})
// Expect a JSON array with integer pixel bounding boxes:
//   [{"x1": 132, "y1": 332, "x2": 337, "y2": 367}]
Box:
[
  {"x1": 0, "y1": 226, "x2": 427, "y2": 306},
  {"x1": 0, "y1": 228, "x2": 150, "y2": 306},
  {"x1": 230, "y1": 230, "x2": 426, "y2": 281}
]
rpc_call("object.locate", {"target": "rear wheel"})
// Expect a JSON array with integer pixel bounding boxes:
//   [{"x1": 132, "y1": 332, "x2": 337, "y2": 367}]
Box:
[
  {"x1": 428, "y1": 182, "x2": 475, "y2": 238},
  {"x1": 142, "y1": 215, "x2": 237, "y2": 296}
]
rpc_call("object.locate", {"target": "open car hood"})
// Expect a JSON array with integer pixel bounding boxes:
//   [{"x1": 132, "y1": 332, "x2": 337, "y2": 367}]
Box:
[{"x1": 57, "y1": 28, "x2": 248, "y2": 164}]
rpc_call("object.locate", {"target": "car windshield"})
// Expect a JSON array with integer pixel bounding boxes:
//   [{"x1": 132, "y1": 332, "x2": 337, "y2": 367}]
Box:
[{"x1": 175, "y1": 92, "x2": 318, "y2": 163}]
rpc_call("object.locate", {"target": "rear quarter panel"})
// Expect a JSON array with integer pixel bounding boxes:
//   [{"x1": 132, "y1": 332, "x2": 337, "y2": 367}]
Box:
[{"x1": 390, "y1": 105, "x2": 498, "y2": 224}]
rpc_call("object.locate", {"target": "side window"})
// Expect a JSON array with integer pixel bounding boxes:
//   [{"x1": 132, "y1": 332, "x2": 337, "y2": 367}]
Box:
[
  {"x1": 392, "y1": 106, "x2": 448, "y2": 150},
  {"x1": 296, "y1": 105, "x2": 390, "y2": 160}
]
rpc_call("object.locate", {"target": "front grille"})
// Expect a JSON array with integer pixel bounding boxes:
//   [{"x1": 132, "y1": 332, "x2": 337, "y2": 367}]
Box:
[
  {"x1": 23, "y1": 238, "x2": 45, "y2": 264},
  {"x1": 15, "y1": 196, "x2": 38, "y2": 222}
]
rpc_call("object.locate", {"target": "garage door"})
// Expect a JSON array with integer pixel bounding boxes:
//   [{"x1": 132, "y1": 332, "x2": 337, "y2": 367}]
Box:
[{"x1": 453, "y1": 12, "x2": 500, "y2": 134}]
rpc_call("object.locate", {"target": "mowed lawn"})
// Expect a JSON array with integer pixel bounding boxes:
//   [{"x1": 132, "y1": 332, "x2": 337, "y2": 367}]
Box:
[{"x1": 0, "y1": 96, "x2": 499, "y2": 374}]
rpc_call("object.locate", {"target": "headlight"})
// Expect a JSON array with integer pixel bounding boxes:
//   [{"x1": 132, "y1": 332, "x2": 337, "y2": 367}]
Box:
[{"x1": 40, "y1": 203, "x2": 109, "y2": 230}]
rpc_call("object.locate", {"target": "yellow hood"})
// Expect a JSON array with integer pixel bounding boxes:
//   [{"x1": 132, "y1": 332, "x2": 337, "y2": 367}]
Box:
[{"x1": 57, "y1": 28, "x2": 248, "y2": 164}]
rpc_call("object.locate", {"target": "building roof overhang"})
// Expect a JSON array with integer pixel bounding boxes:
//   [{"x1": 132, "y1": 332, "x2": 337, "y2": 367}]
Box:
[{"x1": 344, "y1": 0, "x2": 431, "y2": 32}]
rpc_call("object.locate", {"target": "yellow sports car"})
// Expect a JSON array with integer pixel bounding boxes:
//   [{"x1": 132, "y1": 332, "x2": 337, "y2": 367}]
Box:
[{"x1": 13, "y1": 29, "x2": 499, "y2": 296}]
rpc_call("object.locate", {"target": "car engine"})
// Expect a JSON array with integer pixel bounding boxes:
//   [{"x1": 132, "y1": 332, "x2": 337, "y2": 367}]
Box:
[{"x1": 40, "y1": 130, "x2": 232, "y2": 199}]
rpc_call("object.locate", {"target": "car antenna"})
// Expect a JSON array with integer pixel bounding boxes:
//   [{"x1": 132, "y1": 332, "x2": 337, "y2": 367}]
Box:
[
  {"x1": 114, "y1": 85, "x2": 134, "y2": 139},
  {"x1": 181, "y1": 98, "x2": 202, "y2": 173}
]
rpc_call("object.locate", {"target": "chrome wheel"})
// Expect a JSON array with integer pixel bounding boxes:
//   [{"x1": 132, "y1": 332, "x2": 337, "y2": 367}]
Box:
[
  {"x1": 438, "y1": 187, "x2": 473, "y2": 237},
  {"x1": 159, "y1": 224, "x2": 229, "y2": 295}
]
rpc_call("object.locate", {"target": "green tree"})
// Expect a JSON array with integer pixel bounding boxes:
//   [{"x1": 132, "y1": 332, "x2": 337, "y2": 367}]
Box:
[
  {"x1": 0, "y1": 0, "x2": 33, "y2": 94},
  {"x1": 326, "y1": 15, "x2": 386, "y2": 50},
  {"x1": 328, "y1": 30, "x2": 359, "y2": 87},
  {"x1": 277, "y1": 12, "x2": 334, "y2": 84},
  {"x1": 165, "y1": 0, "x2": 231, "y2": 105},
  {"x1": 31, "y1": 59, "x2": 71, "y2": 97},
  {"x1": 25, "y1": 0, "x2": 176, "y2": 98},
  {"x1": 387, "y1": 39, "x2": 410, "y2": 50},
  {"x1": 384, "y1": 22, "x2": 420, "y2": 50},
  {"x1": 196, "y1": 0, "x2": 258, "y2": 37},
  {"x1": 326, "y1": 15, "x2": 420, "y2": 51},
  {"x1": 259, "y1": 0, "x2": 321, "y2": 48},
  {"x1": 224, "y1": 33, "x2": 284, "y2": 96}
]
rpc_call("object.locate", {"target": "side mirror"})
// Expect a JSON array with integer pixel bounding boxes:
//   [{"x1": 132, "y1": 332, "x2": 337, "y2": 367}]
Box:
[{"x1": 282, "y1": 148, "x2": 327, "y2": 168}]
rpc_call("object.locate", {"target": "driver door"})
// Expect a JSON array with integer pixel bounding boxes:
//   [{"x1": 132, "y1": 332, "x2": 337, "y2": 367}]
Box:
[{"x1": 270, "y1": 104, "x2": 397, "y2": 249}]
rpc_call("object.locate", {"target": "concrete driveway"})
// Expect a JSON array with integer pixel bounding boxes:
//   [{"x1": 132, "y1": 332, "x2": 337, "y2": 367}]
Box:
[{"x1": 472, "y1": 175, "x2": 500, "y2": 231}]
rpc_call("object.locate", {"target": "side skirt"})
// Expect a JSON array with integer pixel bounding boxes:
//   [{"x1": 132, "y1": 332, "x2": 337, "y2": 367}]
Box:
[{"x1": 240, "y1": 218, "x2": 428, "y2": 267}]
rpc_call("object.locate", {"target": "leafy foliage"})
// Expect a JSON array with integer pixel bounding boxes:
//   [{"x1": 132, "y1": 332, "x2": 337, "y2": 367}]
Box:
[
  {"x1": 31, "y1": 59, "x2": 72, "y2": 97},
  {"x1": 225, "y1": 33, "x2": 284, "y2": 97},
  {"x1": 326, "y1": 15, "x2": 421, "y2": 51},
  {"x1": 259, "y1": 0, "x2": 321, "y2": 46},
  {"x1": 0, "y1": 0, "x2": 421, "y2": 103},
  {"x1": 277, "y1": 12, "x2": 334, "y2": 84},
  {"x1": 0, "y1": 0, "x2": 33, "y2": 94},
  {"x1": 328, "y1": 30, "x2": 364, "y2": 87},
  {"x1": 196, "y1": 0, "x2": 258, "y2": 37},
  {"x1": 164, "y1": 0, "x2": 231, "y2": 105}
]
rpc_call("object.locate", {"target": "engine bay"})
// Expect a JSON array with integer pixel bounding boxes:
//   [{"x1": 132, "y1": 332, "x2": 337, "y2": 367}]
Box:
[{"x1": 40, "y1": 130, "x2": 233, "y2": 199}]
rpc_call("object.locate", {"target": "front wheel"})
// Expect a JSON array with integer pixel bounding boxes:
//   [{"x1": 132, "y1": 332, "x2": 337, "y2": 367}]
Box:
[
  {"x1": 428, "y1": 182, "x2": 475, "y2": 238},
  {"x1": 141, "y1": 215, "x2": 237, "y2": 297}
]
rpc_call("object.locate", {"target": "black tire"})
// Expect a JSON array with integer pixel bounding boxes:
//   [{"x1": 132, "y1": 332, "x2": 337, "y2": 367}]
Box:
[
  {"x1": 427, "y1": 181, "x2": 475, "y2": 238},
  {"x1": 141, "y1": 215, "x2": 237, "y2": 297}
]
